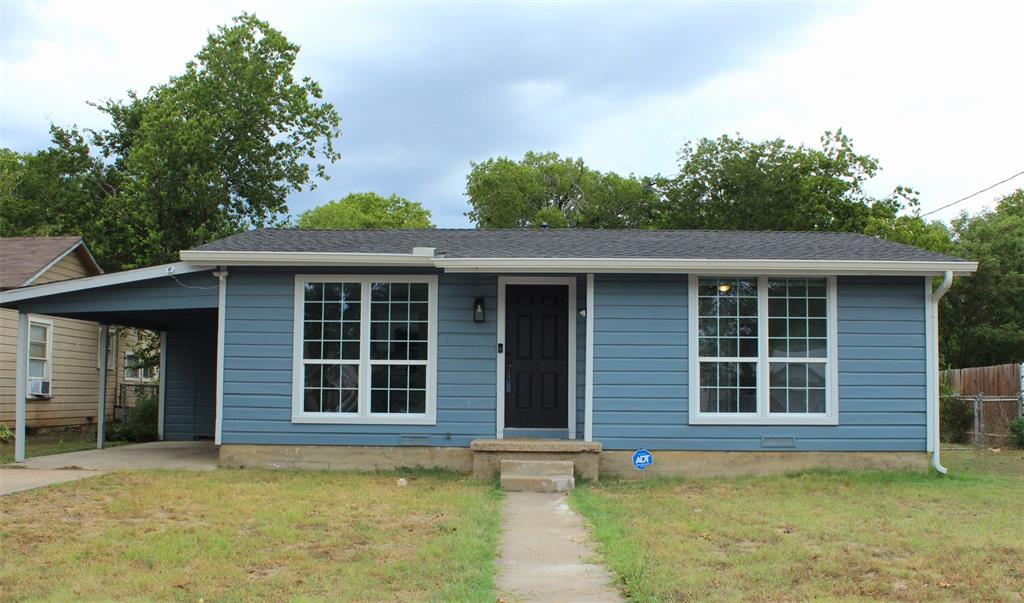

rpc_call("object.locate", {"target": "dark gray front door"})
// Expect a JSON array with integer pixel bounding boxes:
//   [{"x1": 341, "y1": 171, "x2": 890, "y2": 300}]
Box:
[{"x1": 504, "y1": 285, "x2": 569, "y2": 429}]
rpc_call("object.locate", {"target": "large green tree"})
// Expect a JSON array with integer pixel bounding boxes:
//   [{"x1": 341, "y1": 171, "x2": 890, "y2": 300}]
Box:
[
  {"x1": 940, "y1": 189, "x2": 1024, "y2": 367},
  {"x1": 465, "y1": 151, "x2": 658, "y2": 228},
  {"x1": 653, "y1": 131, "x2": 912, "y2": 232},
  {"x1": 0, "y1": 13, "x2": 340, "y2": 270},
  {"x1": 297, "y1": 192, "x2": 434, "y2": 229}
]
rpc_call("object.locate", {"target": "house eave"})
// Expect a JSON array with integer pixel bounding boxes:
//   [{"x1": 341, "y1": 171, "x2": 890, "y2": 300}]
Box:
[
  {"x1": 0, "y1": 261, "x2": 209, "y2": 306},
  {"x1": 179, "y1": 250, "x2": 977, "y2": 275}
]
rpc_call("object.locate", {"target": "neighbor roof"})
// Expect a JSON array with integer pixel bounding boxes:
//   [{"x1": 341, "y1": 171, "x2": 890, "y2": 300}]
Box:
[
  {"x1": 189, "y1": 228, "x2": 968, "y2": 263},
  {"x1": 0, "y1": 236, "x2": 103, "y2": 290}
]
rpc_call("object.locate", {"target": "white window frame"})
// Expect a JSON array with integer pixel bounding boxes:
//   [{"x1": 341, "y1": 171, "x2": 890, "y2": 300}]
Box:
[
  {"x1": 688, "y1": 275, "x2": 839, "y2": 425},
  {"x1": 123, "y1": 352, "x2": 156, "y2": 382},
  {"x1": 291, "y1": 274, "x2": 438, "y2": 425},
  {"x1": 26, "y1": 317, "x2": 53, "y2": 398}
]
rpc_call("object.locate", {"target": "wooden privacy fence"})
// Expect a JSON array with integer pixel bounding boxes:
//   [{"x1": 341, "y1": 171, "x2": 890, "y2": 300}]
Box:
[
  {"x1": 941, "y1": 363, "x2": 1023, "y2": 446},
  {"x1": 942, "y1": 363, "x2": 1022, "y2": 397}
]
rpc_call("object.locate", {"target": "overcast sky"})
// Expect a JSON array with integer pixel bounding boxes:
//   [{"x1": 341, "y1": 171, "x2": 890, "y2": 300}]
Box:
[{"x1": 1, "y1": 1, "x2": 1022, "y2": 227}]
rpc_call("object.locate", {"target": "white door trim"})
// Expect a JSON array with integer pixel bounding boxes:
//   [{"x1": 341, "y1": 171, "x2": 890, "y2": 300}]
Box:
[{"x1": 496, "y1": 276, "x2": 577, "y2": 440}]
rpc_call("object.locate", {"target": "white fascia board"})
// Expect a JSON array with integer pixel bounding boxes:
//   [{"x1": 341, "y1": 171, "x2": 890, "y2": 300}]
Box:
[
  {"x1": 180, "y1": 249, "x2": 977, "y2": 276},
  {"x1": 434, "y1": 257, "x2": 978, "y2": 276},
  {"x1": 0, "y1": 262, "x2": 208, "y2": 304},
  {"x1": 180, "y1": 250, "x2": 435, "y2": 267}
]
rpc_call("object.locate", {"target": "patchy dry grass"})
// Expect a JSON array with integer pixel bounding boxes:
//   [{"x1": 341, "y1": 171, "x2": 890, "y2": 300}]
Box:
[
  {"x1": 0, "y1": 469, "x2": 502, "y2": 601},
  {"x1": 572, "y1": 449, "x2": 1024, "y2": 602},
  {"x1": 0, "y1": 427, "x2": 127, "y2": 464}
]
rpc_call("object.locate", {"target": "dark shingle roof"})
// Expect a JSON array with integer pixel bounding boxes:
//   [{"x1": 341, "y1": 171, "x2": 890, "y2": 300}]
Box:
[{"x1": 191, "y1": 229, "x2": 968, "y2": 263}]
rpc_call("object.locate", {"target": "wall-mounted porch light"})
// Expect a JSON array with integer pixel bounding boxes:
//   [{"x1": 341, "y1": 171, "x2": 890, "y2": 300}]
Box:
[
  {"x1": 577, "y1": 307, "x2": 587, "y2": 318},
  {"x1": 473, "y1": 297, "x2": 485, "y2": 323}
]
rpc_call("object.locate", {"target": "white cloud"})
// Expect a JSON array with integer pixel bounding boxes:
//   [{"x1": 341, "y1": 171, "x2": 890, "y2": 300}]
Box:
[{"x1": 568, "y1": 2, "x2": 1024, "y2": 221}]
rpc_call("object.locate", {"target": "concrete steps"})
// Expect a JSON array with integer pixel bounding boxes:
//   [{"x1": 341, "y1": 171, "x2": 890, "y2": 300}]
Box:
[{"x1": 499, "y1": 459, "x2": 575, "y2": 492}]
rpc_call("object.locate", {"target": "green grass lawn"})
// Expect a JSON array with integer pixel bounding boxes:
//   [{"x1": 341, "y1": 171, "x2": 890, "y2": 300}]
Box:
[
  {"x1": 0, "y1": 469, "x2": 502, "y2": 601},
  {"x1": 572, "y1": 449, "x2": 1024, "y2": 602},
  {"x1": 0, "y1": 426, "x2": 129, "y2": 464}
]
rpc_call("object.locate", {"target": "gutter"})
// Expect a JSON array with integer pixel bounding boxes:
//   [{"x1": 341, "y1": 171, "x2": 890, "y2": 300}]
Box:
[{"x1": 930, "y1": 270, "x2": 955, "y2": 474}]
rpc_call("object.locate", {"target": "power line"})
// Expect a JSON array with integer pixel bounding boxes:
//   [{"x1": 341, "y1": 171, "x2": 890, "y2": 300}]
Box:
[{"x1": 920, "y1": 169, "x2": 1024, "y2": 217}]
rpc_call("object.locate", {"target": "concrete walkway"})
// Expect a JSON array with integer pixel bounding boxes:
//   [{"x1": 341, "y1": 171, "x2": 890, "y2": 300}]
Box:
[
  {"x1": 12, "y1": 440, "x2": 218, "y2": 471},
  {"x1": 497, "y1": 492, "x2": 622, "y2": 602},
  {"x1": 0, "y1": 468, "x2": 104, "y2": 496}
]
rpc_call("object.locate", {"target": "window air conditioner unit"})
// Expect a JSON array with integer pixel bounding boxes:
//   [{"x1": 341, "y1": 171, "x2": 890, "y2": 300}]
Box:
[{"x1": 28, "y1": 380, "x2": 51, "y2": 397}]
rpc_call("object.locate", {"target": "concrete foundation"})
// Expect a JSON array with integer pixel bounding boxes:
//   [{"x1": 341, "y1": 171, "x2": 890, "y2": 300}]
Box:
[
  {"x1": 219, "y1": 444, "x2": 473, "y2": 473},
  {"x1": 218, "y1": 443, "x2": 929, "y2": 479},
  {"x1": 599, "y1": 450, "x2": 931, "y2": 478}
]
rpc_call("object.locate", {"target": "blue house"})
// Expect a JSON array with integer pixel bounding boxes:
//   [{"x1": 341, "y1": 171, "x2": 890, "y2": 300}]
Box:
[{"x1": 1, "y1": 229, "x2": 976, "y2": 477}]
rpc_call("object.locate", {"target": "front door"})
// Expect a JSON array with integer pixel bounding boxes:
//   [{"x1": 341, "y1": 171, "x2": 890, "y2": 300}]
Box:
[{"x1": 504, "y1": 284, "x2": 569, "y2": 429}]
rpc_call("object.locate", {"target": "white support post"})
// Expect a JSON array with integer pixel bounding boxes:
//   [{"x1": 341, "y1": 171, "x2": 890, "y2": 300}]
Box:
[
  {"x1": 97, "y1": 325, "x2": 109, "y2": 449},
  {"x1": 157, "y1": 331, "x2": 167, "y2": 440},
  {"x1": 584, "y1": 274, "x2": 595, "y2": 442},
  {"x1": 96, "y1": 323, "x2": 108, "y2": 446},
  {"x1": 14, "y1": 312, "x2": 28, "y2": 463}
]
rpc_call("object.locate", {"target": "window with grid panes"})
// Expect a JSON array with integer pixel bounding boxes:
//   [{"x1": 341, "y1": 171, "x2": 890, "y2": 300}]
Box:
[
  {"x1": 690, "y1": 275, "x2": 836, "y2": 424},
  {"x1": 294, "y1": 275, "x2": 436, "y2": 423},
  {"x1": 697, "y1": 277, "x2": 759, "y2": 414}
]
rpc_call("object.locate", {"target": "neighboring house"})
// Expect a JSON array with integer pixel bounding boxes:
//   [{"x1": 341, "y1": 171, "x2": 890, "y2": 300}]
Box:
[
  {"x1": 0, "y1": 229, "x2": 976, "y2": 475},
  {"x1": 0, "y1": 237, "x2": 154, "y2": 430}
]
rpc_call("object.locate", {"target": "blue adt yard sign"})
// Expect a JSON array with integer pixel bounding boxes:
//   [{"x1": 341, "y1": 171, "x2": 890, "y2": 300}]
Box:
[{"x1": 632, "y1": 449, "x2": 653, "y2": 470}]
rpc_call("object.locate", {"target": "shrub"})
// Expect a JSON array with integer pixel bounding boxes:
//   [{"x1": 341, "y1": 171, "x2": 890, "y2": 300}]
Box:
[
  {"x1": 940, "y1": 396, "x2": 974, "y2": 444},
  {"x1": 1009, "y1": 418, "x2": 1024, "y2": 449},
  {"x1": 106, "y1": 395, "x2": 159, "y2": 443},
  {"x1": 0, "y1": 423, "x2": 13, "y2": 444}
]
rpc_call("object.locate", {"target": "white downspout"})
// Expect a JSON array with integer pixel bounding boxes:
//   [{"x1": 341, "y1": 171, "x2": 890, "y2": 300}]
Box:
[{"x1": 930, "y1": 270, "x2": 955, "y2": 474}]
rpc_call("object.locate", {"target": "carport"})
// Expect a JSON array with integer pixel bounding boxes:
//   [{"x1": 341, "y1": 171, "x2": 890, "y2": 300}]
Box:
[{"x1": 0, "y1": 262, "x2": 225, "y2": 463}]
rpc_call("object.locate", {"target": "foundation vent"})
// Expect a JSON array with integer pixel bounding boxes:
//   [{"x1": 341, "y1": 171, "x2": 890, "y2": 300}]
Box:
[
  {"x1": 399, "y1": 434, "x2": 431, "y2": 446},
  {"x1": 761, "y1": 436, "x2": 796, "y2": 449}
]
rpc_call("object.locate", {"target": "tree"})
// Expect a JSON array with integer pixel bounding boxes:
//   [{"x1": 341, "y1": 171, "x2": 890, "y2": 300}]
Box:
[
  {"x1": 297, "y1": 192, "x2": 434, "y2": 229},
  {"x1": 653, "y1": 131, "x2": 908, "y2": 232},
  {"x1": 940, "y1": 189, "x2": 1024, "y2": 367},
  {"x1": 0, "y1": 13, "x2": 341, "y2": 271},
  {"x1": 465, "y1": 151, "x2": 657, "y2": 228}
]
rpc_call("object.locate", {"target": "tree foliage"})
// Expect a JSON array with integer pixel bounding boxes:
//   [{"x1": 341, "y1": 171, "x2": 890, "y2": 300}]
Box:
[
  {"x1": 465, "y1": 151, "x2": 658, "y2": 228},
  {"x1": 297, "y1": 192, "x2": 434, "y2": 229},
  {"x1": 653, "y1": 131, "x2": 909, "y2": 232},
  {"x1": 0, "y1": 13, "x2": 340, "y2": 270},
  {"x1": 940, "y1": 189, "x2": 1024, "y2": 367}
]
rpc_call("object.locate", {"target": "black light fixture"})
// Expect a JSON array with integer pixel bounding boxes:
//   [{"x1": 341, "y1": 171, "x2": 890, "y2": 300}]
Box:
[
  {"x1": 473, "y1": 297, "x2": 485, "y2": 323},
  {"x1": 577, "y1": 307, "x2": 587, "y2": 318}
]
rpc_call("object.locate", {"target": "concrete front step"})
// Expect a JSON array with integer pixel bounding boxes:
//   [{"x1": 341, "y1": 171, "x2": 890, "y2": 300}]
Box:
[{"x1": 500, "y1": 459, "x2": 575, "y2": 492}]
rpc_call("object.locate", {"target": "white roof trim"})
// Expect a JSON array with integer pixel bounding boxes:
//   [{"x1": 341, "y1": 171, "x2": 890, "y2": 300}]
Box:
[
  {"x1": 0, "y1": 262, "x2": 208, "y2": 304},
  {"x1": 180, "y1": 249, "x2": 976, "y2": 276},
  {"x1": 434, "y1": 257, "x2": 978, "y2": 275},
  {"x1": 180, "y1": 250, "x2": 435, "y2": 267},
  {"x1": 20, "y1": 239, "x2": 104, "y2": 287}
]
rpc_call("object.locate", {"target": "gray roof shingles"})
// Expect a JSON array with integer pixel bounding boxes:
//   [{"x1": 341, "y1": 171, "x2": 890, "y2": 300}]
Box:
[{"x1": 191, "y1": 228, "x2": 968, "y2": 263}]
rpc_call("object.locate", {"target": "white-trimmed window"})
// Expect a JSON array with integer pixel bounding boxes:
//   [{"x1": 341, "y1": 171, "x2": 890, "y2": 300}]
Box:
[
  {"x1": 27, "y1": 319, "x2": 53, "y2": 398},
  {"x1": 123, "y1": 352, "x2": 156, "y2": 381},
  {"x1": 689, "y1": 275, "x2": 838, "y2": 425},
  {"x1": 292, "y1": 275, "x2": 438, "y2": 424}
]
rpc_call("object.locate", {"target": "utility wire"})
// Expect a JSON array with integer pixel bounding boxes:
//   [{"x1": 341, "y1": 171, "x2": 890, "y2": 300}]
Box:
[{"x1": 920, "y1": 169, "x2": 1024, "y2": 217}]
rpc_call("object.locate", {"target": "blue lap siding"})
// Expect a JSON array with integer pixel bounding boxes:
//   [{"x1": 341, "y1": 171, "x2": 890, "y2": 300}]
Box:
[
  {"x1": 221, "y1": 269, "x2": 500, "y2": 447},
  {"x1": 591, "y1": 274, "x2": 927, "y2": 451},
  {"x1": 219, "y1": 269, "x2": 926, "y2": 451}
]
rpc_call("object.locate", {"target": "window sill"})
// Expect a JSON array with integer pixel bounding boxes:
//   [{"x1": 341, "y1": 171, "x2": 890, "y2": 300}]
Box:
[
  {"x1": 688, "y1": 414, "x2": 838, "y2": 426},
  {"x1": 291, "y1": 414, "x2": 437, "y2": 426}
]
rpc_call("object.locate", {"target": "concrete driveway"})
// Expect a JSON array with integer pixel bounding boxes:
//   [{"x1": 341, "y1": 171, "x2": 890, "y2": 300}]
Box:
[{"x1": 1, "y1": 441, "x2": 218, "y2": 495}]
